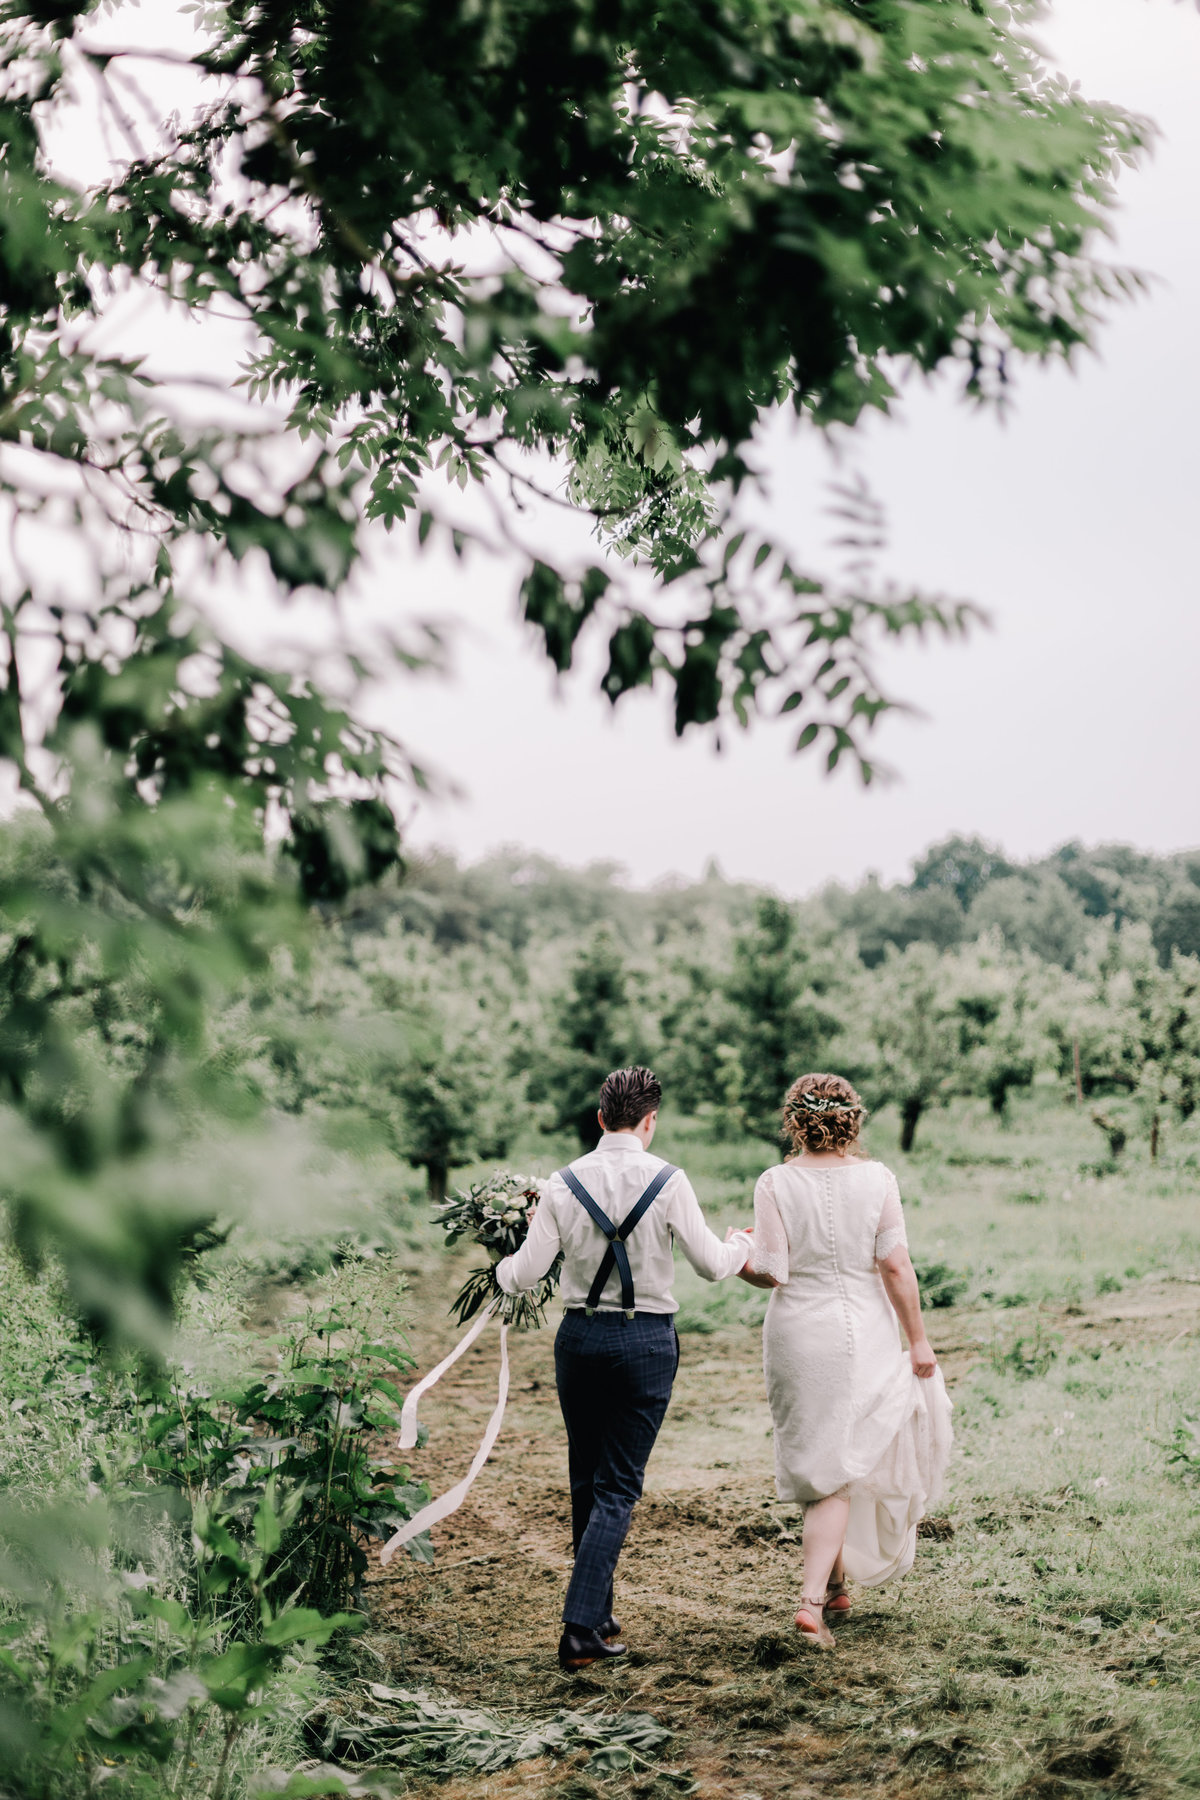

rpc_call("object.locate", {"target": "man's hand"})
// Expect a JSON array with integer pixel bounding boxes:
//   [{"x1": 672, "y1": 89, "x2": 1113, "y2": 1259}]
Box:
[{"x1": 909, "y1": 1336, "x2": 937, "y2": 1379}]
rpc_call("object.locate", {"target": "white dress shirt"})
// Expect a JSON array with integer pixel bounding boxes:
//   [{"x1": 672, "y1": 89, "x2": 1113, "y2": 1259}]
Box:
[{"x1": 496, "y1": 1131, "x2": 751, "y2": 1315}]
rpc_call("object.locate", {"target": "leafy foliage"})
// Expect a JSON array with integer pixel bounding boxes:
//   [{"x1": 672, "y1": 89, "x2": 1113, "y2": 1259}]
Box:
[
  {"x1": 0, "y1": 0, "x2": 1149, "y2": 813},
  {"x1": 0, "y1": 777, "x2": 312, "y2": 1348},
  {"x1": 988, "y1": 1321, "x2": 1061, "y2": 1380},
  {"x1": 912, "y1": 1260, "x2": 969, "y2": 1310},
  {"x1": 911, "y1": 835, "x2": 1015, "y2": 911},
  {"x1": 132, "y1": 1252, "x2": 433, "y2": 1616},
  {"x1": 0, "y1": 0, "x2": 1160, "y2": 1325},
  {"x1": 0, "y1": 1250, "x2": 424, "y2": 1799},
  {"x1": 1165, "y1": 1417, "x2": 1200, "y2": 1485}
]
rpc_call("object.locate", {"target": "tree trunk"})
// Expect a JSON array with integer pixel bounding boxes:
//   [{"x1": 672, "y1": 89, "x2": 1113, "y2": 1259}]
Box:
[
  {"x1": 1150, "y1": 1113, "x2": 1160, "y2": 1163},
  {"x1": 426, "y1": 1159, "x2": 448, "y2": 1204},
  {"x1": 1072, "y1": 1037, "x2": 1083, "y2": 1108},
  {"x1": 1090, "y1": 1111, "x2": 1126, "y2": 1159},
  {"x1": 900, "y1": 1096, "x2": 924, "y2": 1154}
]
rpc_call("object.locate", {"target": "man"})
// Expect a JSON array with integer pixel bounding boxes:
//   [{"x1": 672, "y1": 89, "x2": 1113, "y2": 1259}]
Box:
[{"x1": 496, "y1": 1065, "x2": 751, "y2": 1670}]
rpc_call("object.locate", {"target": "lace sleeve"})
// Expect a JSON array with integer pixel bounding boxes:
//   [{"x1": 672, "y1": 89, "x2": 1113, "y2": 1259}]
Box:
[
  {"x1": 874, "y1": 1165, "x2": 908, "y2": 1263},
  {"x1": 751, "y1": 1170, "x2": 790, "y2": 1286}
]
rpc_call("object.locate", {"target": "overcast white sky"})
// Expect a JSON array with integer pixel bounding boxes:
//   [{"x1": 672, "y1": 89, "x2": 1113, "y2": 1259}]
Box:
[{"x1": 353, "y1": 0, "x2": 1200, "y2": 895}]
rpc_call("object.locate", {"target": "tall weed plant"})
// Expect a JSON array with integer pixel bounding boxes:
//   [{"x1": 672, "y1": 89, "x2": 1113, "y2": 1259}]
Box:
[{"x1": 0, "y1": 1247, "x2": 426, "y2": 1800}]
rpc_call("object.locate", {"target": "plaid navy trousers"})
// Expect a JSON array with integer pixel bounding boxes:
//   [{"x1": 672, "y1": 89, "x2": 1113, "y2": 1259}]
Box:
[{"x1": 554, "y1": 1309, "x2": 680, "y2": 1630}]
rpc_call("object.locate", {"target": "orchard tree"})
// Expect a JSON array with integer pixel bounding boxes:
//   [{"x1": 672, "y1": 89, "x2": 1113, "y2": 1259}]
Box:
[
  {"x1": 1073, "y1": 927, "x2": 1200, "y2": 1161},
  {"x1": 725, "y1": 897, "x2": 834, "y2": 1141},
  {"x1": 350, "y1": 935, "x2": 522, "y2": 1198},
  {"x1": 651, "y1": 941, "x2": 739, "y2": 1119},
  {"x1": 954, "y1": 935, "x2": 1074, "y2": 1118},
  {"x1": 230, "y1": 924, "x2": 522, "y2": 1196},
  {"x1": 857, "y1": 942, "x2": 964, "y2": 1152},
  {"x1": 390, "y1": 1022, "x2": 515, "y2": 1202},
  {"x1": 531, "y1": 928, "x2": 636, "y2": 1148},
  {"x1": 1133, "y1": 956, "x2": 1200, "y2": 1161}
]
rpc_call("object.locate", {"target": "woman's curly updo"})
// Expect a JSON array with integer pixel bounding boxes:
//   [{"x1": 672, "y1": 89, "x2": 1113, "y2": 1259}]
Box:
[{"x1": 781, "y1": 1072, "x2": 867, "y2": 1157}]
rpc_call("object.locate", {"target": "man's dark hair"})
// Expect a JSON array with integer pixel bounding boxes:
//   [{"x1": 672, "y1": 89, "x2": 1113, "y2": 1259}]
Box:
[{"x1": 598, "y1": 1066, "x2": 662, "y2": 1132}]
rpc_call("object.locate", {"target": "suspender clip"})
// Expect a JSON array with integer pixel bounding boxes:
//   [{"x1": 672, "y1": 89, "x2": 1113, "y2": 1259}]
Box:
[
  {"x1": 624, "y1": 1308, "x2": 635, "y2": 1321},
  {"x1": 585, "y1": 1306, "x2": 595, "y2": 1317}
]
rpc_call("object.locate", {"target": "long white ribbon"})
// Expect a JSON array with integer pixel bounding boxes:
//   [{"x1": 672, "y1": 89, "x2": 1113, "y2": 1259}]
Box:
[
  {"x1": 397, "y1": 1298, "x2": 499, "y2": 1452},
  {"x1": 379, "y1": 1303, "x2": 510, "y2": 1566}
]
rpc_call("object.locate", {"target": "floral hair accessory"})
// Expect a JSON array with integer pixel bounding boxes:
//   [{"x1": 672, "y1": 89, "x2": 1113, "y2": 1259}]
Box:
[{"x1": 793, "y1": 1092, "x2": 860, "y2": 1115}]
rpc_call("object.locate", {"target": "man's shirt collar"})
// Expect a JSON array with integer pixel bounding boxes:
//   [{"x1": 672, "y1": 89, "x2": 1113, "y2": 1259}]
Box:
[{"x1": 596, "y1": 1131, "x2": 645, "y2": 1152}]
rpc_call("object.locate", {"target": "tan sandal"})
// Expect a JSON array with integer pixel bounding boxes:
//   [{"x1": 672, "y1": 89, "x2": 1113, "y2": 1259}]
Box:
[
  {"x1": 795, "y1": 1595, "x2": 836, "y2": 1650},
  {"x1": 825, "y1": 1578, "x2": 851, "y2": 1619}
]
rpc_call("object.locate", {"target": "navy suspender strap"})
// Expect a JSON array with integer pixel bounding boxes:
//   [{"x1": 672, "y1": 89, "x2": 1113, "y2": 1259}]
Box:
[{"x1": 558, "y1": 1163, "x2": 679, "y2": 1319}]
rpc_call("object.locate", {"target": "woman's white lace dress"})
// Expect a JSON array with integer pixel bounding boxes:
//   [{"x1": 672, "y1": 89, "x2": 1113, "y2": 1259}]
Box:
[{"x1": 751, "y1": 1159, "x2": 953, "y2": 1586}]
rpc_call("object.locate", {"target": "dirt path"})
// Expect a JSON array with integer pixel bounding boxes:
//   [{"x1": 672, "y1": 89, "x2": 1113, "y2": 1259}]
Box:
[{"x1": 365, "y1": 1273, "x2": 1200, "y2": 1798}]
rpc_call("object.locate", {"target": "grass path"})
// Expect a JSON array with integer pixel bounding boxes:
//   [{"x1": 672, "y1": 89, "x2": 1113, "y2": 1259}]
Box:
[{"x1": 363, "y1": 1256, "x2": 1200, "y2": 1800}]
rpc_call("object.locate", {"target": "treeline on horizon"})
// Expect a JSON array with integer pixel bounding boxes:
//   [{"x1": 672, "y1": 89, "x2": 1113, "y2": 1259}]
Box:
[
  {"x1": 364, "y1": 833, "x2": 1200, "y2": 968},
  {"x1": 268, "y1": 833, "x2": 1200, "y2": 1197}
]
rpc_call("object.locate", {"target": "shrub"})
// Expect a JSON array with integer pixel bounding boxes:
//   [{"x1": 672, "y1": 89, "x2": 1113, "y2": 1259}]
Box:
[
  {"x1": 1165, "y1": 1417, "x2": 1200, "y2": 1484},
  {"x1": 131, "y1": 1251, "x2": 431, "y2": 1618},
  {"x1": 988, "y1": 1323, "x2": 1061, "y2": 1380},
  {"x1": 914, "y1": 1261, "x2": 969, "y2": 1309},
  {"x1": 0, "y1": 1248, "x2": 429, "y2": 1796}
]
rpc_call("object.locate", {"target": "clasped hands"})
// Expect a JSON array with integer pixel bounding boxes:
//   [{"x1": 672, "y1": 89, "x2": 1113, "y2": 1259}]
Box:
[{"x1": 726, "y1": 1224, "x2": 779, "y2": 1291}]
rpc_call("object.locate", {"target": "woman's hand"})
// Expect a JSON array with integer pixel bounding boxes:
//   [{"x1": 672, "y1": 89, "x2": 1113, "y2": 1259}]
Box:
[
  {"x1": 725, "y1": 1225, "x2": 778, "y2": 1289},
  {"x1": 739, "y1": 1265, "x2": 780, "y2": 1290},
  {"x1": 909, "y1": 1335, "x2": 937, "y2": 1379}
]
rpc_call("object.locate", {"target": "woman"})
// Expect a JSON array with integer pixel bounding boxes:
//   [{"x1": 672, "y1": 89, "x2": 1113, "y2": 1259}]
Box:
[{"x1": 738, "y1": 1072, "x2": 952, "y2": 1649}]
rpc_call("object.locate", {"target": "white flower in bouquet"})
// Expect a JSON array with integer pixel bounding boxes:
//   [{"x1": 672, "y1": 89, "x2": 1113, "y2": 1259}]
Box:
[{"x1": 433, "y1": 1170, "x2": 561, "y2": 1329}]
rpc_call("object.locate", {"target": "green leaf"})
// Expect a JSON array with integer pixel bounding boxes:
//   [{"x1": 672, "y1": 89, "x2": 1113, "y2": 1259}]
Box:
[{"x1": 259, "y1": 1607, "x2": 363, "y2": 1649}]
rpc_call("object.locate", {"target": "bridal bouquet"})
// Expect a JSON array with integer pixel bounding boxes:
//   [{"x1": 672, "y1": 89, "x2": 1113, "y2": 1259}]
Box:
[
  {"x1": 381, "y1": 1171, "x2": 561, "y2": 1564},
  {"x1": 434, "y1": 1170, "x2": 562, "y2": 1330}
]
